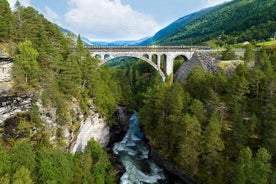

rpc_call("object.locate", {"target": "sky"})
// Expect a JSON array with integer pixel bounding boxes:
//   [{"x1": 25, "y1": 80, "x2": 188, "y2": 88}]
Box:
[{"x1": 7, "y1": 0, "x2": 231, "y2": 41}]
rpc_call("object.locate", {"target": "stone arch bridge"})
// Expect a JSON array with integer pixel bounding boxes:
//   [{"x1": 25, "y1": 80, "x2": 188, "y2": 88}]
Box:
[{"x1": 87, "y1": 46, "x2": 209, "y2": 81}]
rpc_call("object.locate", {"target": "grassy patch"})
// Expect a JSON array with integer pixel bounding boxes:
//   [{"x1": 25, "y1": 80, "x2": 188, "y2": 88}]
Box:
[
  {"x1": 257, "y1": 40, "x2": 276, "y2": 46},
  {"x1": 218, "y1": 60, "x2": 244, "y2": 70}
]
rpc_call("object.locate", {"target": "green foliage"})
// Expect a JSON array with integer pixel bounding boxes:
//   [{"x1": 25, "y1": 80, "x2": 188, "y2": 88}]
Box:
[
  {"x1": 139, "y1": 45, "x2": 276, "y2": 183},
  {"x1": 0, "y1": 0, "x2": 14, "y2": 41},
  {"x1": 37, "y1": 148, "x2": 74, "y2": 184},
  {"x1": 149, "y1": 0, "x2": 276, "y2": 45},
  {"x1": 176, "y1": 114, "x2": 201, "y2": 174},
  {"x1": 204, "y1": 112, "x2": 224, "y2": 155},
  {"x1": 84, "y1": 139, "x2": 116, "y2": 184},
  {"x1": 1, "y1": 1, "x2": 275, "y2": 184},
  {"x1": 0, "y1": 143, "x2": 11, "y2": 176},
  {"x1": 221, "y1": 46, "x2": 236, "y2": 60},
  {"x1": 244, "y1": 44, "x2": 255, "y2": 62},
  {"x1": 234, "y1": 147, "x2": 272, "y2": 184},
  {"x1": 11, "y1": 140, "x2": 36, "y2": 174},
  {"x1": 58, "y1": 54, "x2": 81, "y2": 96},
  {"x1": 73, "y1": 153, "x2": 93, "y2": 184},
  {"x1": 173, "y1": 56, "x2": 186, "y2": 73},
  {"x1": 13, "y1": 40, "x2": 40, "y2": 92},
  {"x1": 186, "y1": 65, "x2": 213, "y2": 100},
  {"x1": 189, "y1": 99, "x2": 207, "y2": 124},
  {"x1": 0, "y1": 139, "x2": 116, "y2": 184},
  {"x1": 13, "y1": 167, "x2": 34, "y2": 184}
]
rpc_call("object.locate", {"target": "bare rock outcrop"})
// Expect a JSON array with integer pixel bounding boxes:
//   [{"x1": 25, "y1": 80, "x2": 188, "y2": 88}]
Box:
[{"x1": 174, "y1": 51, "x2": 221, "y2": 81}]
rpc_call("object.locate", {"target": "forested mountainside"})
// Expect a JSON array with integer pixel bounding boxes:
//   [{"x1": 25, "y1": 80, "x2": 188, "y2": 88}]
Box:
[
  {"x1": 0, "y1": 1, "x2": 125, "y2": 183},
  {"x1": 143, "y1": 0, "x2": 276, "y2": 46}
]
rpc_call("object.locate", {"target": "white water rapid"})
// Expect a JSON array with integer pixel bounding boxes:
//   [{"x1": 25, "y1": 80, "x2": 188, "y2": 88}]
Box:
[{"x1": 113, "y1": 112, "x2": 167, "y2": 184}]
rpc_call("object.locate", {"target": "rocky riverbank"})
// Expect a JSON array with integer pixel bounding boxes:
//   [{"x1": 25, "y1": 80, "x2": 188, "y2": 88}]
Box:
[
  {"x1": 150, "y1": 148, "x2": 199, "y2": 184},
  {"x1": 107, "y1": 105, "x2": 132, "y2": 182}
]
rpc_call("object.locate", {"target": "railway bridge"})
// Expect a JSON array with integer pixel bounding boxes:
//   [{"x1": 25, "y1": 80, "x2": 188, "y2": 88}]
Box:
[{"x1": 88, "y1": 46, "x2": 209, "y2": 81}]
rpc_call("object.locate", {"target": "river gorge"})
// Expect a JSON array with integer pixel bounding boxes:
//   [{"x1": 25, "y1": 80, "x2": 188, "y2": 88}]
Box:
[{"x1": 113, "y1": 112, "x2": 167, "y2": 183}]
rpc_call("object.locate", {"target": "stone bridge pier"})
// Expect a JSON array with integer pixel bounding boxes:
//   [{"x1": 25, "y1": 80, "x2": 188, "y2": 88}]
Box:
[{"x1": 87, "y1": 46, "x2": 203, "y2": 81}]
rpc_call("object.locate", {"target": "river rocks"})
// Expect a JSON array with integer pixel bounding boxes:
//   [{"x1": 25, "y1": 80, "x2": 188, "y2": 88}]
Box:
[{"x1": 108, "y1": 105, "x2": 131, "y2": 148}]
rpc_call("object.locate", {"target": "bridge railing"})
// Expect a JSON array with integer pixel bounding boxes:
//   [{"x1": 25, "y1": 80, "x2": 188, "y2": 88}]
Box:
[{"x1": 84, "y1": 45, "x2": 211, "y2": 50}]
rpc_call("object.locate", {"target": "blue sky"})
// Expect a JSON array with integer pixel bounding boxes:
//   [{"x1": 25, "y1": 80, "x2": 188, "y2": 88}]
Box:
[{"x1": 8, "y1": 0, "x2": 231, "y2": 41}]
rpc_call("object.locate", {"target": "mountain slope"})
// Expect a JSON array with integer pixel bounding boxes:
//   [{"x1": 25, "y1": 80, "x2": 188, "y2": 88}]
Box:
[
  {"x1": 144, "y1": 0, "x2": 276, "y2": 45},
  {"x1": 59, "y1": 26, "x2": 94, "y2": 45},
  {"x1": 139, "y1": 6, "x2": 217, "y2": 46}
]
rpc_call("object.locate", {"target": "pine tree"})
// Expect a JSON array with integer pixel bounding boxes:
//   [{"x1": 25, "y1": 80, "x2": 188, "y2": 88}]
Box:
[
  {"x1": 234, "y1": 147, "x2": 272, "y2": 184},
  {"x1": 177, "y1": 114, "x2": 201, "y2": 174},
  {"x1": 233, "y1": 147, "x2": 253, "y2": 184},
  {"x1": 251, "y1": 148, "x2": 272, "y2": 184},
  {"x1": 0, "y1": 0, "x2": 14, "y2": 41},
  {"x1": 200, "y1": 112, "x2": 225, "y2": 183},
  {"x1": 76, "y1": 34, "x2": 85, "y2": 61},
  {"x1": 222, "y1": 46, "x2": 236, "y2": 60},
  {"x1": 165, "y1": 82, "x2": 184, "y2": 123},
  {"x1": 58, "y1": 54, "x2": 81, "y2": 96},
  {"x1": 262, "y1": 96, "x2": 276, "y2": 162},
  {"x1": 213, "y1": 69, "x2": 227, "y2": 93},
  {"x1": 13, "y1": 40, "x2": 40, "y2": 88},
  {"x1": 204, "y1": 112, "x2": 224, "y2": 155},
  {"x1": 189, "y1": 99, "x2": 207, "y2": 125},
  {"x1": 244, "y1": 44, "x2": 255, "y2": 62}
]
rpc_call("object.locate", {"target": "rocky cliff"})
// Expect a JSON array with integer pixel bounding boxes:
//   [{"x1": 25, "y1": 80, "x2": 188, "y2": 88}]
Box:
[
  {"x1": 0, "y1": 57, "x2": 13, "y2": 95},
  {"x1": 0, "y1": 59, "x2": 110, "y2": 151},
  {"x1": 174, "y1": 51, "x2": 221, "y2": 80}
]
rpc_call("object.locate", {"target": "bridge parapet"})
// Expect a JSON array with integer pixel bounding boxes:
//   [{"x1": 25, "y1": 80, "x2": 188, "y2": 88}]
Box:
[{"x1": 86, "y1": 45, "x2": 210, "y2": 53}]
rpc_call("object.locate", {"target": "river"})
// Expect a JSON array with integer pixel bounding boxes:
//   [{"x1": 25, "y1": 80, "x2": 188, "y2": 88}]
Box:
[{"x1": 113, "y1": 112, "x2": 167, "y2": 184}]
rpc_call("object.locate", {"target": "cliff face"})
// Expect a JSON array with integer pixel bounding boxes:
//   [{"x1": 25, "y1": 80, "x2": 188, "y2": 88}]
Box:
[
  {"x1": 0, "y1": 58, "x2": 32, "y2": 125},
  {"x1": 71, "y1": 112, "x2": 110, "y2": 152},
  {"x1": 0, "y1": 95, "x2": 33, "y2": 126},
  {"x1": 0, "y1": 60, "x2": 110, "y2": 151},
  {"x1": 174, "y1": 51, "x2": 221, "y2": 81},
  {"x1": 0, "y1": 58, "x2": 13, "y2": 95}
]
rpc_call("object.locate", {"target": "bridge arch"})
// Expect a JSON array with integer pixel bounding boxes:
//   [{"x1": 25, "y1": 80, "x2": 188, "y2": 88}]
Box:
[
  {"x1": 95, "y1": 53, "x2": 166, "y2": 81},
  {"x1": 173, "y1": 55, "x2": 188, "y2": 73},
  {"x1": 151, "y1": 54, "x2": 158, "y2": 65},
  {"x1": 143, "y1": 54, "x2": 149, "y2": 59},
  {"x1": 174, "y1": 54, "x2": 188, "y2": 61},
  {"x1": 161, "y1": 54, "x2": 167, "y2": 73},
  {"x1": 104, "y1": 54, "x2": 110, "y2": 59},
  {"x1": 95, "y1": 54, "x2": 102, "y2": 60}
]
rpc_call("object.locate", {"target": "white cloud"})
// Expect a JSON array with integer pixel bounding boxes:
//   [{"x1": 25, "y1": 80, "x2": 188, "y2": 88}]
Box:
[
  {"x1": 7, "y1": 0, "x2": 31, "y2": 8},
  {"x1": 44, "y1": 6, "x2": 60, "y2": 23},
  {"x1": 64, "y1": 0, "x2": 161, "y2": 41},
  {"x1": 203, "y1": 0, "x2": 232, "y2": 7}
]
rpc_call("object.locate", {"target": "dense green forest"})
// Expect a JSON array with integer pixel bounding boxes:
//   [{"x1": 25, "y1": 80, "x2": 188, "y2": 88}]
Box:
[
  {"x1": 138, "y1": 45, "x2": 276, "y2": 183},
  {"x1": 144, "y1": 0, "x2": 276, "y2": 46},
  {"x1": 1, "y1": 0, "x2": 276, "y2": 183}
]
